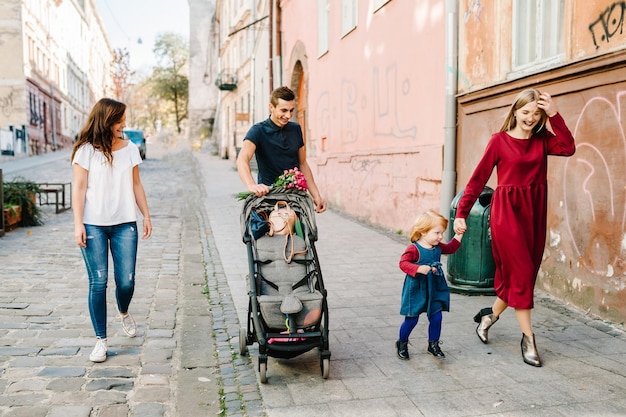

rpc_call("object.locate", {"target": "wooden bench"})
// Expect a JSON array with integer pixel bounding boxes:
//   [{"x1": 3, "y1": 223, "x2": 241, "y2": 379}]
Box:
[{"x1": 37, "y1": 182, "x2": 72, "y2": 213}]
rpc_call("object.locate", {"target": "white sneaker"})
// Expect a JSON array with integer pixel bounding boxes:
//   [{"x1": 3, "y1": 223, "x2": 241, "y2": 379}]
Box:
[
  {"x1": 120, "y1": 312, "x2": 137, "y2": 337},
  {"x1": 89, "y1": 338, "x2": 107, "y2": 363}
]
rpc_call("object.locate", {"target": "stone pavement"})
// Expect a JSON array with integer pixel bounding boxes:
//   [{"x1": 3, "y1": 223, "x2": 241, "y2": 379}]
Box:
[
  {"x1": 195, "y1": 147, "x2": 626, "y2": 417},
  {"x1": 1, "y1": 140, "x2": 626, "y2": 416},
  {"x1": 0, "y1": 143, "x2": 224, "y2": 417}
]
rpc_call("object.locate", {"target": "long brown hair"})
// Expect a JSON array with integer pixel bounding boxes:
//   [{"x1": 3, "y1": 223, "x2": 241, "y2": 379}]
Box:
[
  {"x1": 71, "y1": 98, "x2": 126, "y2": 165},
  {"x1": 499, "y1": 88, "x2": 548, "y2": 134}
]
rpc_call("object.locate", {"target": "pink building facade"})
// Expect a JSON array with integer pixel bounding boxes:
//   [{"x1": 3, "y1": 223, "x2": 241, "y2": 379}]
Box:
[
  {"x1": 272, "y1": 0, "x2": 626, "y2": 322},
  {"x1": 279, "y1": 1, "x2": 447, "y2": 233}
]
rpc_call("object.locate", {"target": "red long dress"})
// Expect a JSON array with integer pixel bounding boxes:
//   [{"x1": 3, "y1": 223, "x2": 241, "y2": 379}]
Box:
[{"x1": 456, "y1": 113, "x2": 575, "y2": 308}]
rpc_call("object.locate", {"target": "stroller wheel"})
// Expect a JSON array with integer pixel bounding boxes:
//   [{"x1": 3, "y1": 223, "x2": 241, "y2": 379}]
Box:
[
  {"x1": 321, "y1": 357, "x2": 330, "y2": 379},
  {"x1": 259, "y1": 360, "x2": 267, "y2": 383},
  {"x1": 239, "y1": 327, "x2": 248, "y2": 356}
]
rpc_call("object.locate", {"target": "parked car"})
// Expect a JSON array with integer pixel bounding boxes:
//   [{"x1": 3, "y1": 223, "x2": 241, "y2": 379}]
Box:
[{"x1": 123, "y1": 129, "x2": 146, "y2": 159}]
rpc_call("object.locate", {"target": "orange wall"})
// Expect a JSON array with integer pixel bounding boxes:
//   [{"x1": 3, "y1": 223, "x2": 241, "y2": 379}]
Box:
[
  {"x1": 458, "y1": 0, "x2": 626, "y2": 92},
  {"x1": 458, "y1": 61, "x2": 626, "y2": 322},
  {"x1": 457, "y1": 0, "x2": 626, "y2": 321},
  {"x1": 572, "y1": 1, "x2": 626, "y2": 58},
  {"x1": 458, "y1": 0, "x2": 512, "y2": 91},
  {"x1": 279, "y1": 0, "x2": 447, "y2": 232}
]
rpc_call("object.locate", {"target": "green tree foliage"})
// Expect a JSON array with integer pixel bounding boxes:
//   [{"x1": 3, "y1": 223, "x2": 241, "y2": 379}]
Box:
[
  {"x1": 150, "y1": 32, "x2": 189, "y2": 134},
  {"x1": 132, "y1": 77, "x2": 162, "y2": 133}
]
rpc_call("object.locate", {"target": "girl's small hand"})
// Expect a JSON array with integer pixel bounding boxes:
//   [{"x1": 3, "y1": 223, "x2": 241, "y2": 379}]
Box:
[
  {"x1": 453, "y1": 218, "x2": 467, "y2": 234},
  {"x1": 416, "y1": 265, "x2": 431, "y2": 276}
]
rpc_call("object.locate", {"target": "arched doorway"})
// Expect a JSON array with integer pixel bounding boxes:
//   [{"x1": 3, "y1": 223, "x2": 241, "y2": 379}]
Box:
[{"x1": 291, "y1": 61, "x2": 307, "y2": 144}]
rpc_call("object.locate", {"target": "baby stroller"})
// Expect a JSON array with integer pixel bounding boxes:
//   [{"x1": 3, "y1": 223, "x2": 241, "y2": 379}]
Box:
[{"x1": 239, "y1": 189, "x2": 330, "y2": 383}]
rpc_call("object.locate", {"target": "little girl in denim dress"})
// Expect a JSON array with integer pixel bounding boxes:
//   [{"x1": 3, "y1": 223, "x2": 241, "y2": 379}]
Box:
[{"x1": 396, "y1": 210, "x2": 464, "y2": 360}]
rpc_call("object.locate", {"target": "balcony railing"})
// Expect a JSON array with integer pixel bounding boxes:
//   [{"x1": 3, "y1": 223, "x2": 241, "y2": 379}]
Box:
[{"x1": 215, "y1": 71, "x2": 237, "y2": 91}]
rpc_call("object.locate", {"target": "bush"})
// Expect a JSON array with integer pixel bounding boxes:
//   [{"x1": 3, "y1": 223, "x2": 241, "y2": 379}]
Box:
[{"x1": 3, "y1": 177, "x2": 43, "y2": 226}]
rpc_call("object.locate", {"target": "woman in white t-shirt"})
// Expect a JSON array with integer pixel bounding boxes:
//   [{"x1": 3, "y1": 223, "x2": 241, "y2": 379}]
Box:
[{"x1": 71, "y1": 98, "x2": 152, "y2": 363}]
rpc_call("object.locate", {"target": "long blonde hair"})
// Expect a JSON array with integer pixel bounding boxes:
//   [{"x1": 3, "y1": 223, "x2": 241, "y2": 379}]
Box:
[
  {"x1": 409, "y1": 210, "x2": 448, "y2": 243},
  {"x1": 71, "y1": 98, "x2": 126, "y2": 165},
  {"x1": 499, "y1": 88, "x2": 548, "y2": 134}
]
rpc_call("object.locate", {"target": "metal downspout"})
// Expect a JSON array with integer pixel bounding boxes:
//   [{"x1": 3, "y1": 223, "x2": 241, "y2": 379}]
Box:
[
  {"x1": 440, "y1": 0, "x2": 459, "y2": 219},
  {"x1": 275, "y1": 2, "x2": 282, "y2": 87},
  {"x1": 250, "y1": 0, "x2": 256, "y2": 123},
  {"x1": 269, "y1": 0, "x2": 273, "y2": 92}
]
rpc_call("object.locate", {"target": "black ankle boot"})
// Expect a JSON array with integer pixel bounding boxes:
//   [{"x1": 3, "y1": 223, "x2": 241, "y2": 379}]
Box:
[
  {"x1": 473, "y1": 307, "x2": 499, "y2": 344},
  {"x1": 427, "y1": 340, "x2": 445, "y2": 358},
  {"x1": 396, "y1": 340, "x2": 409, "y2": 360},
  {"x1": 473, "y1": 307, "x2": 494, "y2": 323}
]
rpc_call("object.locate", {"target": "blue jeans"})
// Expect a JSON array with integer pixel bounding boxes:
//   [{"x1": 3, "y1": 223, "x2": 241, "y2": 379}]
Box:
[{"x1": 80, "y1": 222, "x2": 138, "y2": 339}]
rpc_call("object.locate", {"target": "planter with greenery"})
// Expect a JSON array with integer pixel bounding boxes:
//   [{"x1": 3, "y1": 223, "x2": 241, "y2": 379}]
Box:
[
  {"x1": 3, "y1": 204, "x2": 22, "y2": 230},
  {"x1": 2, "y1": 177, "x2": 44, "y2": 227}
]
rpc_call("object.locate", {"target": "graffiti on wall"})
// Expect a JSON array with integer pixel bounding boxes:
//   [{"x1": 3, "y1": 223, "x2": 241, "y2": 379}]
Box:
[
  {"x1": 350, "y1": 157, "x2": 381, "y2": 199},
  {"x1": 350, "y1": 158, "x2": 380, "y2": 173},
  {"x1": 563, "y1": 92, "x2": 626, "y2": 284},
  {"x1": 372, "y1": 65, "x2": 417, "y2": 141},
  {"x1": 464, "y1": 0, "x2": 484, "y2": 23},
  {"x1": 0, "y1": 90, "x2": 16, "y2": 117},
  {"x1": 314, "y1": 63, "x2": 418, "y2": 149},
  {"x1": 314, "y1": 91, "x2": 331, "y2": 143},
  {"x1": 589, "y1": 1, "x2": 626, "y2": 49},
  {"x1": 341, "y1": 80, "x2": 359, "y2": 144}
]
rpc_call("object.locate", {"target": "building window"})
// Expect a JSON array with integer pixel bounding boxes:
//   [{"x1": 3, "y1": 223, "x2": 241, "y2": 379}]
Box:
[
  {"x1": 318, "y1": 0, "x2": 329, "y2": 56},
  {"x1": 341, "y1": 0, "x2": 357, "y2": 37},
  {"x1": 512, "y1": 0, "x2": 564, "y2": 69},
  {"x1": 239, "y1": 96, "x2": 244, "y2": 125},
  {"x1": 373, "y1": 0, "x2": 391, "y2": 11},
  {"x1": 28, "y1": 37, "x2": 34, "y2": 63}
]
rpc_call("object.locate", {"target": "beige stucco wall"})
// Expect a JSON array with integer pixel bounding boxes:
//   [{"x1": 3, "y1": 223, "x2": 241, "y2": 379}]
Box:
[
  {"x1": 188, "y1": 0, "x2": 216, "y2": 146},
  {"x1": 280, "y1": 0, "x2": 447, "y2": 233},
  {"x1": 0, "y1": 0, "x2": 111, "y2": 157},
  {"x1": 0, "y1": 0, "x2": 27, "y2": 128}
]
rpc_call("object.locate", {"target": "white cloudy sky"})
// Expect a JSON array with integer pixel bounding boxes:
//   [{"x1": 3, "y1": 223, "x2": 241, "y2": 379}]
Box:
[{"x1": 94, "y1": 0, "x2": 190, "y2": 72}]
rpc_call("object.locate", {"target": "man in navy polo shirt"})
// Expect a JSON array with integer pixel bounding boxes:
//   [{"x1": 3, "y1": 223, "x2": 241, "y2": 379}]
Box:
[{"x1": 237, "y1": 86, "x2": 326, "y2": 213}]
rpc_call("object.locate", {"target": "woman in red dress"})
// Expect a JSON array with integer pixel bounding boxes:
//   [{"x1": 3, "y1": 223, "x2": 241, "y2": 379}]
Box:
[{"x1": 453, "y1": 89, "x2": 575, "y2": 367}]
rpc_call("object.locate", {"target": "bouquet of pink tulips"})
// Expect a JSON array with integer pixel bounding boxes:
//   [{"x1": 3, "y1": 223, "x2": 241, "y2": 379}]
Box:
[{"x1": 236, "y1": 167, "x2": 308, "y2": 200}]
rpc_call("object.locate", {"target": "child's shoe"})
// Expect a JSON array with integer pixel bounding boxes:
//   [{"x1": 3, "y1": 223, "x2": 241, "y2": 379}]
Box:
[
  {"x1": 427, "y1": 340, "x2": 445, "y2": 358},
  {"x1": 396, "y1": 339, "x2": 409, "y2": 360}
]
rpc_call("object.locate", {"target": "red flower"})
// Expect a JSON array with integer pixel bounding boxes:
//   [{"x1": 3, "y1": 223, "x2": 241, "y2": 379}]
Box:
[{"x1": 236, "y1": 167, "x2": 308, "y2": 200}]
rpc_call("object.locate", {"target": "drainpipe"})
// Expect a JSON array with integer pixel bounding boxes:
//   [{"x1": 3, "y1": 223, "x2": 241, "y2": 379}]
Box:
[
  {"x1": 250, "y1": 0, "x2": 256, "y2": 123},
  {"x1": 440, "y1": 0, "x2": 459, "y2": 220},
  {"x1": 50, "y1": 91, "x2": 56, "y2": 151},
  {"x1": 251, "y1": 53, "x2": 256, "y2": 122},
  {"x1": 275, "y1": 2, "x2": 282, "y2": 87},
  {"x1": 268, "y1": 0, "x2": 273, "y2": 92}
]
